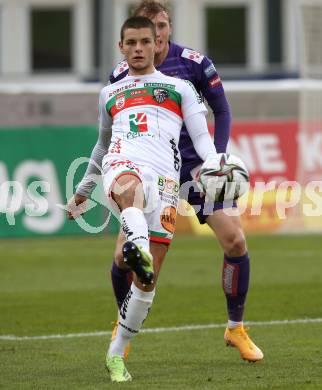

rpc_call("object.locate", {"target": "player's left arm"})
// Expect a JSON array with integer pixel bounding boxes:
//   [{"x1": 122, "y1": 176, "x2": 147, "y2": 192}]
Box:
[
  {"x1": 195, "y1": 57, "x2": 232, "y2": 153},
  {"x1": 185, "y1": 111, "x2": 222, "y2": 189},
  {"x1": 181, "y1": 80, "x2": 218, "y2": 162}
]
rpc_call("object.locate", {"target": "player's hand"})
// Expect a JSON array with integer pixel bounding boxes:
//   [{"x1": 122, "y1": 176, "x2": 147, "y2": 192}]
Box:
[
  {"x1": 66, "y1": 193, "x2": 88, "y2": 220},
  {"x1": 193, "y1": 169, "x2": 206, "y2": 198},
  {"x1": 195, "y1": 154, "x2": 221, "y2": 198},
  {"x1": 198, "y1": 154, "x2": 224, "y2": 199},
  {"x1": 201, "y1": 153, "x2": 222, "y2": 172}
]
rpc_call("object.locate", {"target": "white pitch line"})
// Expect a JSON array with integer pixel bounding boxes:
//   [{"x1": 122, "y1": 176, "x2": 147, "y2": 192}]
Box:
[{"x1": 1, "y1": 318, "x2": 322, "y2": 342}]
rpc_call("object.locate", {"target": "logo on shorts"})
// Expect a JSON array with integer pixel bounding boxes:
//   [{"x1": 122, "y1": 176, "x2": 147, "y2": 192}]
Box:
[
  {"x1": 153, "y1": 88, "x2": 169, "y2": 104},
  {"x1": 158, "y1": 176, "x2": 179, "y2": 195},
  {"x1": 158, "y1": 176, "x2": 179, "y2": 206},
  {"x1": 160, "y1": 205, "x2": 177, "y2": 234},
  {"x1": 116, "y1": 93, "x2": 126, "y2": 110},
  {"x1": 110, "y1": 159, "x2": 140, "y2": 173},
  {"x1": 129, "y1": 112, "x2": 148, "y2": 133}
]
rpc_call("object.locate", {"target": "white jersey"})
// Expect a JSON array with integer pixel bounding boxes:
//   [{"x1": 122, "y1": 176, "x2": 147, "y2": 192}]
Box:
[{"x1": 99, "y1": 70, "x2": 207, "y2": 180}]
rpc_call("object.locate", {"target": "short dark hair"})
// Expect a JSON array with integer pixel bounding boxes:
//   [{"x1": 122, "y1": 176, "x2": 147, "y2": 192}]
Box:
[
  {"x1": 120, "y1": 16, "x2": 156, "y2": 41},
  {"x1": 131, "y1": 0, "x2": 171, "y2": 23}
]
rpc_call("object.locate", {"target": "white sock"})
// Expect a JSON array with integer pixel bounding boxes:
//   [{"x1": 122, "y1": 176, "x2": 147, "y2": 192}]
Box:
[
  {"x1": 108, "y1": 283, "x2": 155, "y2": 357},
  {"x1": 120, "y1": 207, "x2": 149, "y2": 251},
  {"x1": 228, "y1": 320, "x2": 243, "y2": 329}
]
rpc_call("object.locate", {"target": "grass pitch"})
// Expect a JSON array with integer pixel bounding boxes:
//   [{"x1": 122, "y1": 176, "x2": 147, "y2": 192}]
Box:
[{"x1": 0, "y1": 234, "x2": 322, "y2": 389}]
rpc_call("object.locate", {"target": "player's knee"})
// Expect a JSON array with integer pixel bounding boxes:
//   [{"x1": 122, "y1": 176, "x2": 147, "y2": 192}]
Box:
[
  {"x1": 224, "y1": 231, "x2": 246, "y2": 257},
  {"x1": 112, "y1": 175, "x2": 143, "y2": 210}
]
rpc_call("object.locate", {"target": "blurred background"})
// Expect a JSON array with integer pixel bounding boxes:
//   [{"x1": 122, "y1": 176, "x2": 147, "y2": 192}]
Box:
[{"x1": 0, "y1": 0, "x2": 322, "y2": 238}]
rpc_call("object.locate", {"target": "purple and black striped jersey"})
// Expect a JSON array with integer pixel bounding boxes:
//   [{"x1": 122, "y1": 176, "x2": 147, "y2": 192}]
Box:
[{"x1": 109, "y1": 41, "x2": 231, "y2": 174}]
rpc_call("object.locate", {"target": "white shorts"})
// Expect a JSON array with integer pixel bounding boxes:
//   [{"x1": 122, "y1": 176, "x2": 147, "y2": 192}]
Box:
[{"x1": 102, "y1": 158, "x2": 179, "y2": 245}]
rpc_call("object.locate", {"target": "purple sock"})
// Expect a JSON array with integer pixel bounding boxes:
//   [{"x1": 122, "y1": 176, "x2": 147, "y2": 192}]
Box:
[
  {"x1": 222, "y1": 253, "x2": 250, "y2": 322},
  {"x1": 111, "y1": 261, "x2": 132, "y2": 309}
]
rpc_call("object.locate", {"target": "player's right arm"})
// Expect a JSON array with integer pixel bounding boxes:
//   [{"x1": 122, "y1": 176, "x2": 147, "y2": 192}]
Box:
[{"x1": 67, "y1": 88, "x2": 112, "y2": 219}]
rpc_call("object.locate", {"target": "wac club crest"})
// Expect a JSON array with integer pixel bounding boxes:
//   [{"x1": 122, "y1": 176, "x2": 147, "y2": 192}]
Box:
[{"x1": 153, "y1": 88, "x2": 169, "y2": 104}]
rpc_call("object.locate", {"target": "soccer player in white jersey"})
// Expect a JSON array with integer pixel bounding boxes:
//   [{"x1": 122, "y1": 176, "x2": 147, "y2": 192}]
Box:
[
  {"x1": 108, "y1": 0, "x2": 263, "y2": 365},
  {"x1": 67, "y1": 16, "x2": 220, "y2": 382}
]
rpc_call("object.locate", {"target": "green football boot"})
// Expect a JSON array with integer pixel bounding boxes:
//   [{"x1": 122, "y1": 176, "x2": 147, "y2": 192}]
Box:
[
  {"x1": 106, "y1": 355, "x2": 132, "y2": 382},
  {"x1": 122, "y1": 241, "x2": 154, "y2": 285}
]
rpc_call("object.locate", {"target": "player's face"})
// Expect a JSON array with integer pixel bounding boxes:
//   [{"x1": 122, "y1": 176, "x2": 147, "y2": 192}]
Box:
[
  {"x1": 120, "y1": 27, "x2": 156, "y2": 74},
  {"x1": 141, "y1": 11, "x2": 171, "y2": 56}
]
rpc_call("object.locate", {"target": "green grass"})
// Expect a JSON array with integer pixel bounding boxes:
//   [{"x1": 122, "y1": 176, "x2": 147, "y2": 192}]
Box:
[{"x1": 1, "y1": 234, "x2": 322, "y2": 389}]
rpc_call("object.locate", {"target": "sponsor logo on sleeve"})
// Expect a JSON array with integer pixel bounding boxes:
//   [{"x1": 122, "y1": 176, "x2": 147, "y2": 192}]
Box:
[
  {"x1": 181, "y1": 48, "x2": 204, "y2": 64},
  {"x1": 113, "y1": 60, "x2": 129, "y2": 78},
  {"x1": 208, "y1": 75, "x2": 222, "y2": 88},
  {"x1": 204, "y1": 63, "x2": 217, "y2": 78}
]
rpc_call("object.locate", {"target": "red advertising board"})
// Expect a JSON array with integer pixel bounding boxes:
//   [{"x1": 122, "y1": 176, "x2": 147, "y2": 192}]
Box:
[
  {"x1": 212, "y1": 120, "x2": 299, "y2": 185},
  {"x1": 182, "y1": 120, "x2": 322, "y2": 233}
]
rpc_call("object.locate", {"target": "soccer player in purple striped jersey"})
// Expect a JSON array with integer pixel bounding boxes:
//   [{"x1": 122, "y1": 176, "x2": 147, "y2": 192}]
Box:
[{"x1": 109, "y1": 0, "x2": 263, "y2": 362}]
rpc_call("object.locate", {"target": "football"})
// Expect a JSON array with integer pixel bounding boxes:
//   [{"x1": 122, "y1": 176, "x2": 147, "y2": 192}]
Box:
[{"x1": 198, "y1": 153, "x2": 249, "y2": 202}]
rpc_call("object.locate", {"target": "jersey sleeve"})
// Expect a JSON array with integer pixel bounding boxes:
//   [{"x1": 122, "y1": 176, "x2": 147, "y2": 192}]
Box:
[
  {"x1": 196, "y1": 56, "x2": 232, "y2": 153},
  {"x1": 180, "y1": 79, "x2": 208, "y2": 120},
  {"x1": 185, "y1": 112, "x2": 217, "y2": 159},
  {"x1": 98, "y1": 87, "x2": 113, "y2": 130},
  {"x1": 196, "y1": 56, "x2": 225, "y2": 99},
  {"x1": 76, "y1": 88, "x2": 112, "y2": 196}
]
